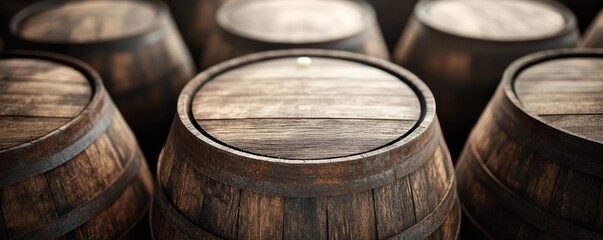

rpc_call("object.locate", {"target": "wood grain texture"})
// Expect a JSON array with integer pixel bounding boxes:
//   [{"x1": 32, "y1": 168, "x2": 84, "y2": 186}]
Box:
[
  {"x1": 584, "y1": 8, "x2": 603, "y2": 47},
  {"x1": 201, "y1": 0, "x2": 388, "y2": 69},
  {"x1": 393, "y1": 0, "x2": 579, "y2": 158},
  {"x1": 218, "y1": 0, "x2": 366, "y2": 44},
  {"x1": 11, "y1": 0, "x2": 195, "y2": 166},
  {"x1": 456, "y1": 50, "x2": 603, "y2": 239},
  {"x1": 515, "y1": 58, "x2": 603, "y2": 142},
  {"x1": 421, "y1": 0, "x2": 567, "y2": 40},
  {"x1": 151, "y1": 50, "x2": 460, "y2": 239},
  {"x1": 194, "y1": 57, "x2": 420, "y2": 159},
  {"x1": 19, "y1": 1, "x2": 157, "y2": 43},
  {"x1": 0, "y1": 53, "x2": 153, "y2": 239},
  {"x1": 0, "y1": 58, "x2": 91, "y2": 150}
]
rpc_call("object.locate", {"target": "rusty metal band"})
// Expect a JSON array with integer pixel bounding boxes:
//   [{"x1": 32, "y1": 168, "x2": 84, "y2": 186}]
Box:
[
  {"x1": 392, "y1": 167, "x2": 458, "y2": 239},
  {"x1": 154, "y1": 181, "x2": 223, "y2": 240},
  {"x1": 491, "y1": 90, "x2": 603, "y2": 178},
  {"x1": 11, "y1": 152, "x2": 144, "y2": 240},
  {"x1": 467, "y1": 143, "x2": 603, "y2": 240},
  {"x1": 170, "y1": 118, "x2": 440, "y2": 197},
  {"x1": 0, "y1": 98, "x2": 115, "y2": 187}
]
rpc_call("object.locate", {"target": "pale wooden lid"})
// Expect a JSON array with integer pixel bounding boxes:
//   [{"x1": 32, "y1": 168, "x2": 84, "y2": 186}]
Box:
[
  {"x1": 192, "y1": 56, "x2": 421, "y2": 160},
  {"x1": 515, "y1": 58, "x2": 603, "y2": 142},
  {"x1": 420, "y1": 0, "x2": 568, "y2": 41},
  {"x1": 217, "y1": 0, "x2": 369, "y2": 44},
  {"x1": 0, "y1": 58, "x2": 92, "y2": 150},
  {"x1": 18, "y1": 1, "x2": 159, "y2": 43}
]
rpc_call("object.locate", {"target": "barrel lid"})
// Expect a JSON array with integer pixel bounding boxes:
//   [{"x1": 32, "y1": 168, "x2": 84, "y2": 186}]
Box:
[
  {"x1": 514, "y1": 55, "x2": 603, "y2": 143},
  {"x1": 0, "y1": 57, "x2": 92, "y2": 150},
  {"x1": 191, "y1": 51, "x2": 424, "y2": 160},
  {"x1": 417, "y1": 0, "x2": 573, "y2": 41},
  {"x1": 14, "y1": 1, "x2": 160, "y2": 43},
  {"x1": 216, "y1": 0, "x2": 371, "y2": 45},
  {"x1": 0, "y1": 51, "x2": 114, "y2": 187}
]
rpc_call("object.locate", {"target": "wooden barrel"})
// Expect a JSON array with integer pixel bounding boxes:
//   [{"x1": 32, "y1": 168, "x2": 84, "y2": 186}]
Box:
[
  {"x1": 151, "y1": 49, "x2": 460, "y2": 239},
  {"x1": 201, "y1": 0, "x2": 389, "y2": 69},
  {"x1": 393, "y1": 0, "x2": 579, "y2": 158},
  {"x1": 366, "y1": 0, "x2": 419, "y2": 51},
  {"x1": 456, "y1": 49, "x2": 603, "y2": 239},
  {"x1": 9, "y1": 0, "x2": 196, "y2": 167},
  {"x1": 584, "y1": 8, "x2": 603, "y2": 47},
  {"x1": 165, "y1": 0, "x2": 228, "y2": 66},
  {"x1": 0, "y1": 51, "x2": 153, "y2": 239}
]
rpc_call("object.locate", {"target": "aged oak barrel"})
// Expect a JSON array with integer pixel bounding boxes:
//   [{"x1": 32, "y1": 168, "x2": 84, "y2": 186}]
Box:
[
  {"x1": 201, "y1": 0, "x2": 389, "y2": 69},
  {"x1": 456, "y1": 49, "x2": 603, "y2": 239},
  {"x1": 584, "y1": 8, "x2": 603, "y2": 47},
  {"x1": 151, "y1": 49, "x2": 460, "y2": 239},
  {"x1": 166, "y1": 0, "x2": 229, "y2": 66},
  {"x1": 393, "y1": 0, "x2": 580, "y2": 158},
  {"x1": 9, "y1": 0, "x2": 196, "y2": 168},
  {"x1": 0, "y1": 51, "x2": 153, "y2": 239}
]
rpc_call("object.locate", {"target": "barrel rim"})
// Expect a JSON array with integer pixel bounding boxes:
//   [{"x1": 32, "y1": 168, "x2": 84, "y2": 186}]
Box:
[
  {"x1": 414, "y1": 0, "x2": 578, "y2": 44},
  {"x1": 178, "y1": 49, "x2": 436, "y2": 163},
  {"x1": 0, "y1": 50, "x2": 103, "y2": 153},
  {"x1": 502, "y1": 48, "x2": 603, "y2": 145},
  {"x1": 215, "y1": 0, "x2": 376, "y2": 48},
  {"x1": 0, "y1": 50, "x2": 115, "y2": 187},
  {"x1": 10, "y1": 0, "x2": 167, "y2": 47}
]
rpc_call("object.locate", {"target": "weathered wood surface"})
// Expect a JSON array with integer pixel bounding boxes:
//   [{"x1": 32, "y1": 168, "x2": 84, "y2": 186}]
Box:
[
  {"x1": 201, "y1": 0, "x2": 389, "y2": 69},
  {"x1": 151, "y1": 50, "x2": 460, "y2": 239},
  {"x1": 0, "y1": 58, "x2": 90, "y2": 149},
  {"x1": 10, "y1": 0, "x2": 195, "y2": 167},
  {"x1": 0, "y1": 52, "x2": 153, "y2": 240},
  {"x1": 19, "y1": 1, "x2": 157, "y2": 43},
  {"x1": 194, "y1": 57, "x2": 420, "y2": 159},
  {"x1": 393, "y1": 0, "x2": 580, "y2": 158},
  {"x1": 456, "y1": 49, "x2": 603, "y2": 240},
  {"x1": 584, "y1": 8, "x2": 603, "y2": 47}
]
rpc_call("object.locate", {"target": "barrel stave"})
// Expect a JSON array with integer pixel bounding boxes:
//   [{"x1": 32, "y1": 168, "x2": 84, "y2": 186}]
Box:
[{"x1": 154, "y1": 137, "x2": 459, "y2": 239}]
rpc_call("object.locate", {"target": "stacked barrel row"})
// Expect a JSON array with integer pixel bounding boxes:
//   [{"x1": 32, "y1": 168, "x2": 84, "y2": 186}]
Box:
[{"x1": 0, "y1": 0, "x2": 601, "y2": 239}]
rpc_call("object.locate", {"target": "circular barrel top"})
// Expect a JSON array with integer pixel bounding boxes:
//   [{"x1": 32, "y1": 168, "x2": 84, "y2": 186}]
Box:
[
  {"x1": 0, "y1": 57, "x2": 92, "y2": 150},
  {"x1": 216, "y1": 0, "x2": 370, "y2": 44},
  {"x1": 16, "y1": 1, "x2": 160, "y2": 43},
  {"x1": 418, "y1": 0, "x2": 571, "y2": 41},
  {"x1": 514, "y1": 56, "x2": 603, "y2": 143},
  {"x1": 192, "y1": 55, "x2": 422, "y2": 160}
]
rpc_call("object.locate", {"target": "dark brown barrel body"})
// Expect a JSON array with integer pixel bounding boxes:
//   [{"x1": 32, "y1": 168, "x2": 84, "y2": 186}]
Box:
[
  {"x1": 366, "y1": 0, "x2": 419, "y2": 51},
  {"x1": 201, "y1": 0, "x2": 389, "y2": 69},
  {"x1": 584, "y1": 8, "x2": 603, "y2": 47},
  {"x1": 152, "y1": 50, "x2": 460, "y2": 239},
  {"x1": 165, "y1": 0, "x2": 228, "y2": 65},
  {"x1": 0, "y1": 51, "x2": 153, "y2": 239},
  {"x1": 9, "y1": 0, "x2": 195, "y2": 167},
  {"x1": 394, "y1": 0, "x2": 580, "y2": 158},
  {"x1": 456, "y1": 49, "x2": 603, "y2": 239}
]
